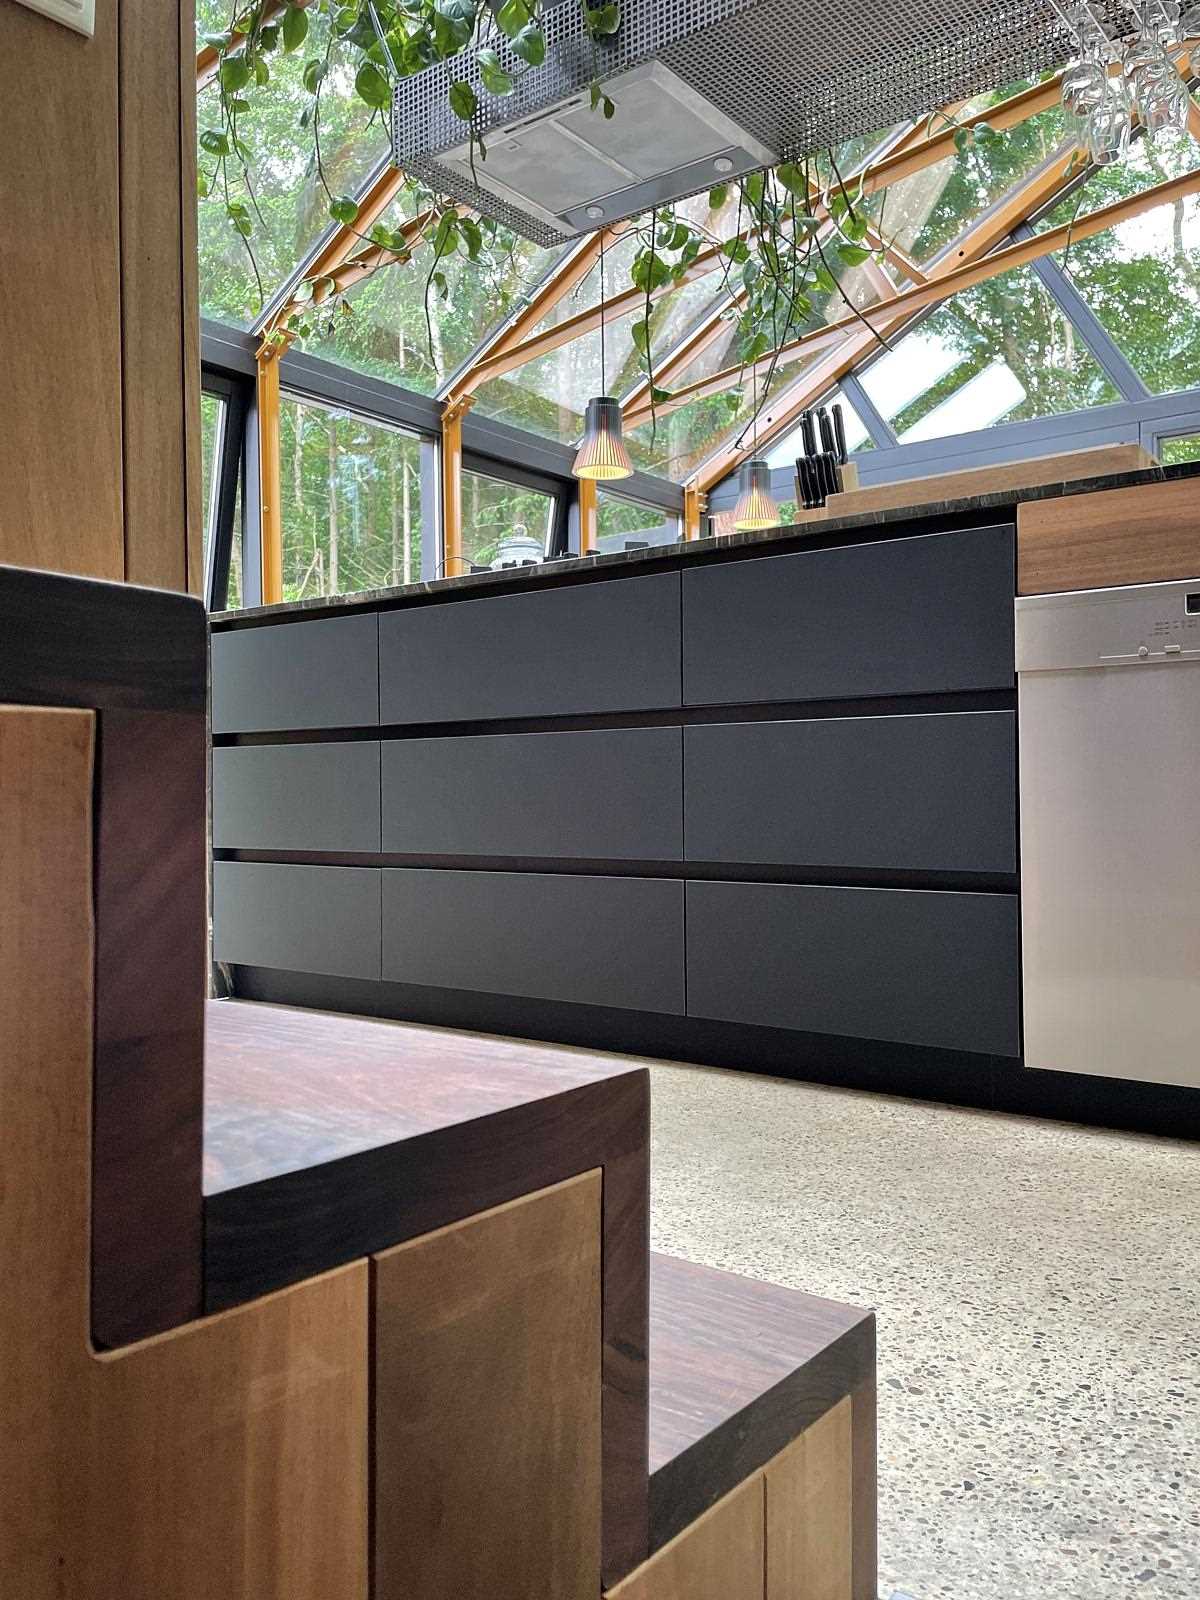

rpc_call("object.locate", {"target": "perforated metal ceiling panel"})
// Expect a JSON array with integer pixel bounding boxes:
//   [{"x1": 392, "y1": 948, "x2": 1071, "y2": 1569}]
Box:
[{"x1": 391, "y1": 0, "x2": 1092, "y2": 243}]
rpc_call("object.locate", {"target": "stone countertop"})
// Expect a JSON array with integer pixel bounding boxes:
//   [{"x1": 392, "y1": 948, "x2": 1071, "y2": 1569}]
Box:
[{"x1": 211, "y1": 456, "x2": 1200, "y2": 627}]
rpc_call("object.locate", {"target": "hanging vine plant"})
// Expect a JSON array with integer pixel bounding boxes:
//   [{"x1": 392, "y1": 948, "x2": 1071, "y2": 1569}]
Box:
[{"x1": 199, "y1": 0, "x2": 896, "y2": 438}]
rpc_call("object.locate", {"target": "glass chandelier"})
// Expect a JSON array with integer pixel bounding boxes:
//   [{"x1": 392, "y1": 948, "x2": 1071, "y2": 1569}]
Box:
[{"x1": 732, "y1": 365, "x2": 779, "y2": 531}]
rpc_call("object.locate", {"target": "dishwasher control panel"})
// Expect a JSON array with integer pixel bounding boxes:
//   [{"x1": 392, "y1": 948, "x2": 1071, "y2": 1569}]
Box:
[{"x1": 1017, "y1": 577, "x2": 1200, "y2": 673}]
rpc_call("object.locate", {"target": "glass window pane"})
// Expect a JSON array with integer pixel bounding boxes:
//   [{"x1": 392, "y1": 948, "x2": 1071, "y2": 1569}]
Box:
[
  {"x1": 196, "y1": 0, "x2": 387, "y2": 324},
  {"x1": 279, "y1": 394, "x2": 424, "y2": 601},
  {"x1": 200, "y1": 391, "x2": 225, "y2": 588},
  {"x1": 867, "y1": 90, "x2": 1068, "y2": 266},
  {"x1": 1035, "y1": 129, "x2": 1200, "y2": 396},
  {"x1": 461, "y1": 469, "x2": 555, "y2": 571},
  {"x1": 1158, "y1": 431, "x2": 1200, "y2": 464},
  {"x1": 857, "y1": 264, "x2": 1119, "y2": 442},
  {"x1": 596, "y1": 491, "x2": 679, "y2": 553},
  {"x1": 301, "y1": 213, "x2": 562, "y2": 394}
]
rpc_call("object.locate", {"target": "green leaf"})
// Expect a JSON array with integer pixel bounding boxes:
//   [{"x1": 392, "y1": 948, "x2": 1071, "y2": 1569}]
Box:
[
  {"x1": 219, "y1": 54, "x2": 253, "y2": 92},
  {"x1": 478, "y1": 48, "x2": 514, "y2": 96},
  {"x1": 630, "y1": 318, "x2": 650, "y2": 356},
  {"x1": 813, "y1": 264, "x2": 836, "y2": 292},
  {"x1": 448, "y1": 79, "x2": 476, "y2": 120},
  {"x1": 793, "y1": 213, "x2": 820, "y2": 234},
  {"x1": 953, "y1": 127, "x2": 971, "y2": 153},
  {"x1": 302, "y1": 57, "x2": 327, "y2": 92},
  {"x1": 775, "y1": 161, "x2": 806, "y2": 196},
  {"x1": 197, "y1": 170, "x2": 211, "y2": 198},
  {"x1": 741, "y1": 330, "x2": 770, "y2": 362},
  {"x1": 258, "y1": 23, "x2": 279, "y2": 51},
  {"x1": 707, "y1": 183, "x2": 728, "y2": 210},
  {"x1": 253, "y1": 56, "x2": 270, "y2": 85},
  {"x1": 721, "y1": 237, "x2": 750, "y2": 263},
  {"x1": 842, "y1": 212, "x2": 868, "y2": 242},
  {"x1": 602, "y1": 93, "x2": 615, "y2": 119},
  {"x1": 329, "y1": 195, "x2": 360, "y2": 225},
  {"x1": 742, "y1": 171, "x2": 765, "y2": 209},
  {"x1": 835, "y1": 241, "x2": 870, "y2": 266},
  {"x1": 201, "y1": 30, "x2": 231, "y2": 50},
  {"x1": 460, "y1": 216, "x2": 483, "y2": 259},
  {"x1": 510, "y1": 23, "x2": 545, "y2": 65},
  {"x1": 199, "y1": 128, "x2": 232, "y2": 156},
  {"x1": 584, "y1": 4, "x2": 620, "y2": 35},
  {"x1": 495, "y1": 0, "x2": 533, "y2": 35},
  {"x1": 649, "y1": 386, "x2": 673, "y2": 403},
  {"x1": 355, "y1": 60, "x2": 392, "y2": 108},
  {"x1": 433, "y1": 212, "x2": 460, "y2": 256},
  {"x1": 281, "y1": 4, "x2": 309, "y2": 52}
]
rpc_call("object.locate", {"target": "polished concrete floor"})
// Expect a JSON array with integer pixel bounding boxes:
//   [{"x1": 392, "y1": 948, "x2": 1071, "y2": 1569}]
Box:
[{"x1": 647, "y1": 1061, "x2": 1200, "y2": 1600}]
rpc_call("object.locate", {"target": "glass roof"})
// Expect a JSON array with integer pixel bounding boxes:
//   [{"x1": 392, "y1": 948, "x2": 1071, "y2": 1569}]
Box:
[{"x1": 195, "y1": 16, "x2": 1200, "y2": 486}]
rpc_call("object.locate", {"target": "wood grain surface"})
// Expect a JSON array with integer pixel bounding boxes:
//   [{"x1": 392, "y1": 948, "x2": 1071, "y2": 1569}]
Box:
[
  {"x1": 374, "y1": 1174, "x2": 602, "y2": 1599},
  {"x1": 765, "y1": 1398, "x2": 853, "y2": 1600},
  {"x1": 1018, "y1": 475, "x2": 1200, "y2": 593},
  {"x1": 606, "y1": 1475, "x2": 765, "y2": 1600},
  {"x1": 807, "y1": 443, "x2": 1155, "y2": 524},
  {"x1": 0, "y1": 707, "x2": 368, "y2": 1599},
  {"x1": 92, "y1": 709, "x2": 207, "y2": 1344},
  {"x1": 647, "y1": 1252, "x2": 875, "y2": 1553},
  {"x1": 204, "y1": 1000, "x2": 651, "y2": 1583},
  {"x1": 119, "y1": 0, "x2": 195, "y2": 594},
  {"x1": 0, "y1": 5, "x2": 124, "y2": 581},
  {"x1": 1, "y1": 564, "x2": 209, "y2": 1344}
]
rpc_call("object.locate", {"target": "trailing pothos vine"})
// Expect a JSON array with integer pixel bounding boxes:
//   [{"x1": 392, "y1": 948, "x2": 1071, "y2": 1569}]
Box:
[{"x1": 200, "y1": 0, "x2": 911, "y2": 440}]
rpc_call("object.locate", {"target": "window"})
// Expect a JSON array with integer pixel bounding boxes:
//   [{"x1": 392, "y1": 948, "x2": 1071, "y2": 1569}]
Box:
[
  {"x1": 596, "y1": 490, "x2": 680, "y2": 553},
  {"x1": 856, "y1": 265, "x2": 1118, "y2": 442},
  {"x1": 279, "y1": 393, "x2": 424, "y2": 601},
  {"x1": 460, "y1": 467, "x2": 557, "y2": 572},
  {"x1": 1035, "y1": 128, "x2": 1200, "y2": 396},
  {"x1": 1158, "y1": 431, "x2": 1200, "y2": 464},
  {"x1": 200, "y1": 391, "x2": 224, "y2": 577}
]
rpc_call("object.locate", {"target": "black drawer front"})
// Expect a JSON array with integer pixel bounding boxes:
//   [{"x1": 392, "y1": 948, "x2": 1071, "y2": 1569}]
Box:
[
  {"x1": 378, "y1": 572, "x2": 682, "y2": 724},
  {"x1": 212, "y1": 862, "x2": 381, "y2": 980},
  {"x1": 684, "y1": 712, "x2": 1015, "y2": 874},
  {"x1": 213, "y1": 743, "x2": 382, "y2": 854},
  {"x1": 686, "y1": 880, "x2": 1019, "y2": 1055},
  {"x1": 211, "y1": 614, "x2": 379, "y2": 733},
  {"x1": 382, "y1": 869, "x2": 685, "y2": 1014},
  {"x1": 682, "y1": 526, "x2": 1014, "y2": 706},
  {"x1": 381, "y1": 727, "x2": 682, "y2": 861}
]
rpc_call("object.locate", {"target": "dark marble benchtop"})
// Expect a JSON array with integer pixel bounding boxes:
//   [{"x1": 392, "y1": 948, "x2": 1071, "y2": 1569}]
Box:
[{"x1": 211, "y1": 458, "x2": 1200, "y2": 629}]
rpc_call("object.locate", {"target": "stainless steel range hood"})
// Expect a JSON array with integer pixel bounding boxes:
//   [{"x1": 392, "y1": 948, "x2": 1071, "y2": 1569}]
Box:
[{"x1": 392, "y1": 0, "x2": 1083, "y2": 244}]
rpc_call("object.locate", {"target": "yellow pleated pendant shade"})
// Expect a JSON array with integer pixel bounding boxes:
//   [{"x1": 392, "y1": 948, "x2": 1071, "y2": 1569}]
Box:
[
  {"x1": 732, "y1": 458, "x2": 779, "y2": 530},
  {"x1": 573, "y1": 396, "x2": 634, "y2": 481}
]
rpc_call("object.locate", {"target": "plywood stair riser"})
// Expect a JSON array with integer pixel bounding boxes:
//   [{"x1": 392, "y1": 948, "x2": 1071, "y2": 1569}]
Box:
[
  {"x1": 0, "y1": 706, "x2": 368, "y2": 1600},
  {"x1": 790, "y1": 442, "x2": 1156, "y2": 524},
  {"x1": 606, "y1": 1397, "x2": 856, "y2": 1600}
]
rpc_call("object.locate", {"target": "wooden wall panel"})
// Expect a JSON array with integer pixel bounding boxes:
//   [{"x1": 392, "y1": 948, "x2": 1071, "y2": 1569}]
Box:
[
  {"x1": 119, "y1": 0, "x2": 196, "y2": 593},
  {"x1": 606, "y1": 1475, "x2": 765, "y2": 1600},
  {"x1": 0, "y1": 705, "x2": 369, "y2": 1600},
  {"x1": 1018, "y1": 476, "x2": 1200, "y2": 594},
  {"x1": 373, "y1": 1173, "x2": 604, "y2": 1600},
  {"x1": 0, "y1": 5, "x2": 124, "y2": 581},
  {"x1": 765, "y1": 1398, "x2": 854, "y2": 1600}
]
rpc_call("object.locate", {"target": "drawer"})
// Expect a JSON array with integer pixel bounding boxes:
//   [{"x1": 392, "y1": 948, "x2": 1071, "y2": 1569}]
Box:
[
  {"x1": 211, "y1": 614, "x2": 379, "y2": 733},
  {"x1": 381, "y1": 728, "x2": 682, "y2": 860},
  {"x1": 378, "y1": 573, "x2": 681, "y2": 724},
  {"x1": 212, "y1": 862, "x2": 381, "y2": 979},
  {"x1": 685, "y1": 880, "x2": 1019, "y2": 1055},
  {"x1": 383, "y1": 869, "x2": 685, "y2": 1014},
  {"x1": 213, "y1": 742, "x2": 381, "y2": 853},
  {"x1": 684, "y1": 712, "x2": 1015, "y2": 874},
  {"x1": 682, "y1": 526, "x2": 1014, "y2": 706}
]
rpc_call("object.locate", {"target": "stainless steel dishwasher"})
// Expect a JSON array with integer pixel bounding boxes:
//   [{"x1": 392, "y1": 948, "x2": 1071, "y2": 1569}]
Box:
[{"x1": 1017, "y1": 578, "x2": 1200, "y2": 1088}]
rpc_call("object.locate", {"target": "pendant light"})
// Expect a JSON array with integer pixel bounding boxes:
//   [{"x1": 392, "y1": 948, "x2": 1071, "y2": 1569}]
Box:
[
  {"x1": 573, "y1": 231, "x2": 634, "y2": 482},
  {"x1": 732, "y1": 364, "x2": 779, "y2": 530}
]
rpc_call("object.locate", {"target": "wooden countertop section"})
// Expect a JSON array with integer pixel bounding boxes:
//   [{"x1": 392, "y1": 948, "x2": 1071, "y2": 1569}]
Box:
[{"x1": 647, "y1": 1252, "x2": 875, "y2": 1552}]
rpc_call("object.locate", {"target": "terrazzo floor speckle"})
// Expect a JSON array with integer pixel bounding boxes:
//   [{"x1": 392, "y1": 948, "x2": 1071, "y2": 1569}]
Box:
[{"x1": 645, "y1": 1063, "x2": 1200, "y2": 1600}]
